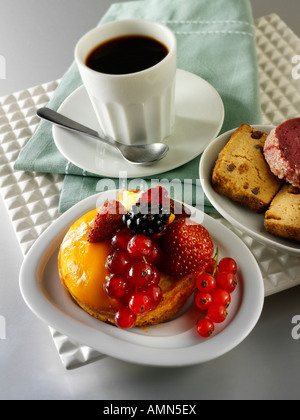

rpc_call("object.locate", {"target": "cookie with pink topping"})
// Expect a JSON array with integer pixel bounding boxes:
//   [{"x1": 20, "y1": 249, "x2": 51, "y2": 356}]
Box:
[{"x1": 264, "y1": 118, "x2": 300, "y2": 187}]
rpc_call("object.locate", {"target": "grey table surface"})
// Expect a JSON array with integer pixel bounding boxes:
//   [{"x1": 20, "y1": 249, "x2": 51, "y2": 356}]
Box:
[{"x1": 0, "y1": 0, "x2": 300, "y2": 400}]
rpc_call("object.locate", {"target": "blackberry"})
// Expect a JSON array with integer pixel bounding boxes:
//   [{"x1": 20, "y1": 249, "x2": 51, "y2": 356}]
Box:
[{"x1": 123, "y1": 202, "x2": 170, "y2": 236}]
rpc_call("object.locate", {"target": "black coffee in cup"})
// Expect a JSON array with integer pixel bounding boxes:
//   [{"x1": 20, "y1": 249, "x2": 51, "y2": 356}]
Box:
[{"x1": 85, "y1": 35, "x2": 169, "y2": 75}]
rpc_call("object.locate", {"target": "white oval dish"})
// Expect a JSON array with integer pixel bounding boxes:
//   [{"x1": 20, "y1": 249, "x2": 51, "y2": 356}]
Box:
[
  {"x1": 19, "y1": 190, "x2": 264, "y2": 367},
  {"x1": 200, "y1": 125, "x2": 300, "y2": 256}
]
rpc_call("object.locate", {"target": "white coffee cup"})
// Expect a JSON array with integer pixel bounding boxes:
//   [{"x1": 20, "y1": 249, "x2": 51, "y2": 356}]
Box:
[{"x1": 75, "y1": 19, "x2": 177, "y2": 145}]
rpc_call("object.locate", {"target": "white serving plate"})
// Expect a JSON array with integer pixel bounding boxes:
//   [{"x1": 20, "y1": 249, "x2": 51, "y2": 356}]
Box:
[
  {"x1": 200, "y1": 125, "x2": 300, "y2": 256},
  {"x1": 19, "y1": 190, "x2": 264, "y2": 367}
]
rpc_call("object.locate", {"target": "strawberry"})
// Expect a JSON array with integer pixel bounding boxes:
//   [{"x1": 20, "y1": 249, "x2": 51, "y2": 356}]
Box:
[
  {"x1": 159, "y1": 218, "x2": 214, "y2": 277},
  {"x1": 87, "y1": 200, "x2": 126, "y2": 242}
]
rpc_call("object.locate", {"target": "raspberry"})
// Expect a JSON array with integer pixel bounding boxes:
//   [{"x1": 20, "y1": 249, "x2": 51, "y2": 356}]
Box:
[{"x1": 138, "y1": 186, "x2": 169, "y2": 205}]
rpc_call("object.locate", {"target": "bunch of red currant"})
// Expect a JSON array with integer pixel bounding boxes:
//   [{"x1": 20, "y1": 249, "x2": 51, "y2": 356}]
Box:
[
  {"x1": 194, "y1": 256, "x2": 238, "y2": 338},
  {"x1": 105, "y1": 228, "x2": 163, "y2": 329}
]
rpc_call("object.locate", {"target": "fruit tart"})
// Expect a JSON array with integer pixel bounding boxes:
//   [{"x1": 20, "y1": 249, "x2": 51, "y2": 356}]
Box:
[{"x1": 58, "y1": 187, "x2": 215, "y2": 328}]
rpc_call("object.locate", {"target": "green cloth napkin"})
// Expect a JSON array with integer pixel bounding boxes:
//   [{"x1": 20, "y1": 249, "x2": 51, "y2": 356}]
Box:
[{"x1": 14, "y1": 0, "x2": 262, "y2": 213}]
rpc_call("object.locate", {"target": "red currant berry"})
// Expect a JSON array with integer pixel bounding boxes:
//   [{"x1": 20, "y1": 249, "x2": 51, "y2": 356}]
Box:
[
  {"x1": 111, "y1": 228, "x2": 134, "y2": 250},
  {"x1": 218, "y1": 257, "x2": 237, "y2": 274},
  {"x1": 194, "y1": 291, "x2": 213, "y2": 310},
  {"x1": 106, "y1": 249, "x2": 132, "y2": 274},
  {"x1": 127, "y1": 234, "x2": 161, "y2": 263},
  {"x1": 128, "y1": 261, "x2": 155, "y2": 287},
  {"x1": 105, "y1": 274, "x2": 127, "y2": 300},
  {"x1": 207, "y1": 303, "x2": 227, "y2": 323},
  {"x1": 211, "y1": 288, "x2": 231, "y2": 308},
  {"x1": 144, "y1": 284, "x2": 162, "y2": 309},
  {"x1": 120, "y1": 285, "x2": 135, "y2": 307},
  {"x1": 216, "y1": 271, "x2": 237, "y2": 293},
  {"x1": 196, "y1": 272, "x2": 216, "y2": 293},
  {"x1": 147, "y1": 241, "x2": 161, "y2": 263},
  {"x1": 150, "y1": 264, "x2": 160, "y2": 285},
  {"x1": 114, "y1": 307, "x2": 136, "y2": 329},
  {"x1": 128, "y1": 292, "x2": 152, "y2": 315},
  {"x1": 196, "y1": 318, "x2": 215, "y2": 337},
  {"x1": 204, "y1": 258, "x2": 217, "y2": 274}
]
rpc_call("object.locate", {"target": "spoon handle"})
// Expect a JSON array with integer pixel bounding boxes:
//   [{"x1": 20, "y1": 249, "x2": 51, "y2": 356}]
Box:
[{"x1": 36, "y1": 107, "x2": 116, "y2": 148}]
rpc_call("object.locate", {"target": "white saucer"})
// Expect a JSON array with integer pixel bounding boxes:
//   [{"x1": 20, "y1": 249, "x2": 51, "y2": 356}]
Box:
[
  {"x1": 200, "y1": 125, "x2": 300, "y2": 256},
  {"x1": 53, "y1": 69, "x2": 224, "y2": 178},
  {"x1": 19, "y1": 190, "x2": 264, "y2": 367}
]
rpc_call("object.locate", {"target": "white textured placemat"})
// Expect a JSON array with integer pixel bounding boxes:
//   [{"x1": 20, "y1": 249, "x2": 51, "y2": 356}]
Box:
[
  {"x1": 0, "y1": 80, "x2": 64, "y2": 254},
  {"x1": 0, "y1": 14, "x2": 299, "y2": 368}
]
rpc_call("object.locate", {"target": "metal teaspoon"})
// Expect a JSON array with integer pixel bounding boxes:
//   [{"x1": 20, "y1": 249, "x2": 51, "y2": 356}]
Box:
[{"x1": 36, "y1": 107, "x2": 169, "y2": 165}]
